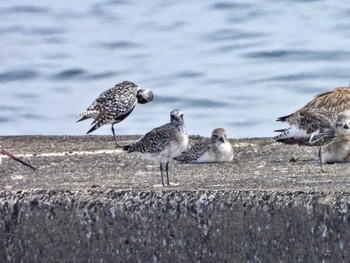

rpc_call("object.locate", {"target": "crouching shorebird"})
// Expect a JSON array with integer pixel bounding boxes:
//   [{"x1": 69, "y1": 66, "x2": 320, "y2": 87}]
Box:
[
  {"x1": 174, "y1": 128, "x2": 233, "y2": 163},
  {"x1": 319, "y1": 113, "x2": 350, "y2": 172},
  {"x1": 274, "y1": 86, "x2": 350, "y2": 145},
  {"x1": 77, "y1": 81, "x2": 154, "y2": 146},
  {"x1": 0, "y1": 146, "x2": 35, "y2": 170},
  {"x1": 123, "y1": 109, "x2": 188, "y2": 187}
]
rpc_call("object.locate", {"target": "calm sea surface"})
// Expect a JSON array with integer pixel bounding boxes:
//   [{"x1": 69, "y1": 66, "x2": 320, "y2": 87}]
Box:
[{"x1": 1, "y1": 0, "x2": 350, "y2": 138}]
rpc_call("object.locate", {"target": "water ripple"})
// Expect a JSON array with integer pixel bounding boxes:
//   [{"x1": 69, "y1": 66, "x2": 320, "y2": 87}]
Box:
[
  {"x1": 210, "y1": 2, "x2": 251, "y2": 10},
  {"x1": 0, "y1": 25, "x2": 64, "y2": 36},
  {"x1": 98, "y1": 41, "x2": 140, "y2": 49},
  {"x1": 85, "y1": 71, "x2": 120, "y2": 80},
  {"x1": 158, "y1": 95, "x2": 230, "y2": 108},
  {"x1": 0, "y1": 106, "x2": 21, "y2": 112},
  {"x1": 174, "y1": 71, "x2": 205, "y2": 79},
  {"x1": 18, "y1": 113, "x2": 47, "y2": 120},
  {"x1": 205, "y1": 28, "x2": 266, "y2": 42},
  {"x1": 53, "y1": 68, "x2": 86, "y2": 80},
  {"x1": 0, "y1": 117, "x2": 11, "y2": 124},
  {"x1": 254, "y1": 67, "x2": 350, "y2": 83},
  {"x1": 0, "y1": 5, "x2": 49, "y2": 15},
  {"x1": 245, "y1": 49, "x2": 350, "y2": 61},
  {"x1": 0, "y1": 70, "x2": 38, "y2": 82}
]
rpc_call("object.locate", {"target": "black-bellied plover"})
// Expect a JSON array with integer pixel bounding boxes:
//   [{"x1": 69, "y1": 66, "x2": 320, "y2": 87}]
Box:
[
  {"x1": 0, "y1": 146, "x2": 35, "y2": 170},
  {"x1": 123, "y1": 109, "x2": 188, "y2": 186},
  {"x1": 77, "y1": 81, "x2": 154, "y2": 146},
  {"x1": 275, "y1": 86, "x2": 350, "y2": 145},
  {"x1": 319, "y1": 113, "x2": 350, "y2": 172},
  {"x1": 174, "y1": 128, "x2": 233, "y2": 163}
]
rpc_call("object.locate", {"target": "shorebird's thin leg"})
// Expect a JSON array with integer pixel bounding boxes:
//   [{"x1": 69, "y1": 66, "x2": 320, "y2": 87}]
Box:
[
  {"x1": 160, "y1": 163, "x2": 165, "y2": 186},
  {"x1": 111, "y1": 124, "x2": 121, "y2": 147},
  {"x1": 318, "y1": 147, "x2": 328, "y2": 173},
  {"x1": 309, "y1": 131, "x2": 319, "y2": 144},
  {"x1": 165, "y1": 162, "x2": 170, "y2": 186}
]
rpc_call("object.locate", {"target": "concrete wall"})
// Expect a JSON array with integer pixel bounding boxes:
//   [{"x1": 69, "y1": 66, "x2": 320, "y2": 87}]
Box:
[{"x1": 0, "y1": 190, "x2": 349, "y2": 262}]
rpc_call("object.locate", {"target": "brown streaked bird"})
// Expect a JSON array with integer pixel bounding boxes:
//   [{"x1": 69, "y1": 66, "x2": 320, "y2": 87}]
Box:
[
  {"x1": 174, "y1": 128, "x2": 233, "y2": 163},
  {"x1": 319, "y1": 113, "x2": 350, "y2": 172},
  {"x1": 275, "y1": 86, "x2": 350, "y2": 145},
  {"x1": 0, "y1": 145, "x2": 35, "y2": 170},
  {"x1": 77, "y1": 81, "x2": 154, "y2": 147}
]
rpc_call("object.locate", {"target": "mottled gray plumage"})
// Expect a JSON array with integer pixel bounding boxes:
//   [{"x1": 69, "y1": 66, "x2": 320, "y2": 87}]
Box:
[
  {"x1": 77, "y1": 81, "x2": 154, "y2": 146},
  {"x1": 174, "y1": 128, "x2": 233, "y2": 163},
  {"x1": 275, "y1": 86, "x2": 350, "y2": 146},
  {"x1": 123, "y1": 109, "x2": 188, "y2": 186}
]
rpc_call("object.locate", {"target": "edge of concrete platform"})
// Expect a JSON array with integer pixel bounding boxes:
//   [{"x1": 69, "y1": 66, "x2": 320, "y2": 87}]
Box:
[{"x1": 0, "y1": 188, "x2": 349, "y2": 262}]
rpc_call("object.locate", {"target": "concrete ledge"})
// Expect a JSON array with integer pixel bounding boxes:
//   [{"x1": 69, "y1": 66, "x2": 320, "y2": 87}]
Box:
[
  {"x1": 0, "y1": 189, "x2": 349, "y2": 262},
  {"x1": 1, "y1": 136, "x2": 350, "y2": 262}
]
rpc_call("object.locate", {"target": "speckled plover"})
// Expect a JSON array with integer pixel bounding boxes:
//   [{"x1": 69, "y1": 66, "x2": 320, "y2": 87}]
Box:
[
  {"x1": 77, "y1": 81, "x2": 154, "y2": 146},
  {"x1": 319, "y1": 113, "x2": 350, "y2": 172},
  {"x1": 275, "y1": 86, "x2": 350, "y2": 145},
  {"x1": 123, "y1": 109, "x2": 188, "y2": 186},
  {"x1": 174, "y1": 128, "x2": 233, "y2": 163},
  {"x1": 0, "y1": 146, "x2": 35, "y2": 170}
]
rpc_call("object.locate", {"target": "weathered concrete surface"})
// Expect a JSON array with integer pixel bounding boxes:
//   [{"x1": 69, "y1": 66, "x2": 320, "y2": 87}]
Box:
[{"x1": 0, "y1": 136, "x2": 350, "y2": 262}]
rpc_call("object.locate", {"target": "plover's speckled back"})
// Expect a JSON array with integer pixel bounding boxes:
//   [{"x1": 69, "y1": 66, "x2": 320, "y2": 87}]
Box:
[
  {"x1": 77, "y1": 81, "x2": 154, "y2": 146},
  {"x1": 319, "y1": 113, "x2": 350, "y2": 172},
  {"x1": 123, "y1": 109, "x2": 188, "y2": 186},
  {"x1": 0, "y1": 143, "x2": 35, "y2": 170},
  {"x1": 174, "y1": 128, "x2": 233, "y2": 163},
  {"x1": 275, "y1": 86, "x2": 350, "y2": 145}
]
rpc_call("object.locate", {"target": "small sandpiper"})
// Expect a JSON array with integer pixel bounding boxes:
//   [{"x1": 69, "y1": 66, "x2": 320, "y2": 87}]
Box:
[
  {"x1": 319, "y1": 113, "x2": 350, "y2": 172},
  {"x1": 174, "y1": 128, "x2": 233, "y2": 163},
  {"x1": 123, "y1": 109, "x2": 188, "y2": 186},
  {"x1": 77, "y1": 81, "x2": 154, "y2": 146},
  {"x1": 274, "y1": 86, "x2": 350, "y2": 145},
  {"x1": 0, "y1": 145, "x2": 35, "y2": 170}
]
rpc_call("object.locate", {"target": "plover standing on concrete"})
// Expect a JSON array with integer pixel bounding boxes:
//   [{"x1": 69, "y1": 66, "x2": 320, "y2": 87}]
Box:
[
  {"x1": 319, "y1": 113, "x2": 350, "y2": 172},
  {"x1": 174, "y1": 128, "x2": 233, "y2": 163},
  {"x1": 77, "y1": 81, "x2": 154, "y2": 146},
  {"x1": 275, "y1": 86, "x2": 350, "y2": 145},
  {"x1": 0, "y1": 145, "x2": 35, "y2": 170},
  {"x1": 123, "y1": 109, "x2": 188, "y2": 186}
]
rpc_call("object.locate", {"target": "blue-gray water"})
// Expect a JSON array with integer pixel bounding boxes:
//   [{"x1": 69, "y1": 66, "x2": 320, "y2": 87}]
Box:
[{"x1": 1, "y1": 0, "x2": 350, "y2": 138}]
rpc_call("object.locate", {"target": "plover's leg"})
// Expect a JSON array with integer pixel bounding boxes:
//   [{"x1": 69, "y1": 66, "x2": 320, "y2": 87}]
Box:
[
  {"x1": 309, "y1": 130, "x2": 320, "y2": 144},
  {"x1": 165, "y1": 162, "x2": 170, "y2": 186},
  {"x1": 111, "y1": 124, "x2": 121, "y2": 147},
  {"x1": 160, "y1": 163, "x2": 165, "y2": 187},
  {"x1": 318, "y1": 147, "x2": 328, "y2": 173}
]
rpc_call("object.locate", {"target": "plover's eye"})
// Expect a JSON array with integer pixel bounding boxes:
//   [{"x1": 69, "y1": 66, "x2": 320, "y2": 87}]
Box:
[{"x1": 335, "y1": 122, "x2": 342, "y2": 127}]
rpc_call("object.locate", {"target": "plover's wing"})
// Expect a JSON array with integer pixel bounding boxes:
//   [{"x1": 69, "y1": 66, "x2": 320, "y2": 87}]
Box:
[
  {"x1": 123, "y1": 123, "x2": 172, "y2": 153},
  {"x1": 87, "y1": 105, "x2": 136, "y2": 134},
  {"x1": 274, "y1": 87, "x2": 350, "y2": 145},
  {"x1": 174, "y1": 139, "x2": 210, "y2": 163},
  {"x1": 85, "y1": 88, "x2": 139, "y2": 134},
  {"x1": 275, "y1": 110, "x2": 335, "y2": 145},
  {"x1": 302, "y1": 87, "x2": 350, "y2": 114},
  {"x1": 78, "y1": 81, "x2": 138, "y2": 121},
  {"x1": 277, "y1": 87, "x2": 350, "y2": 124}
]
